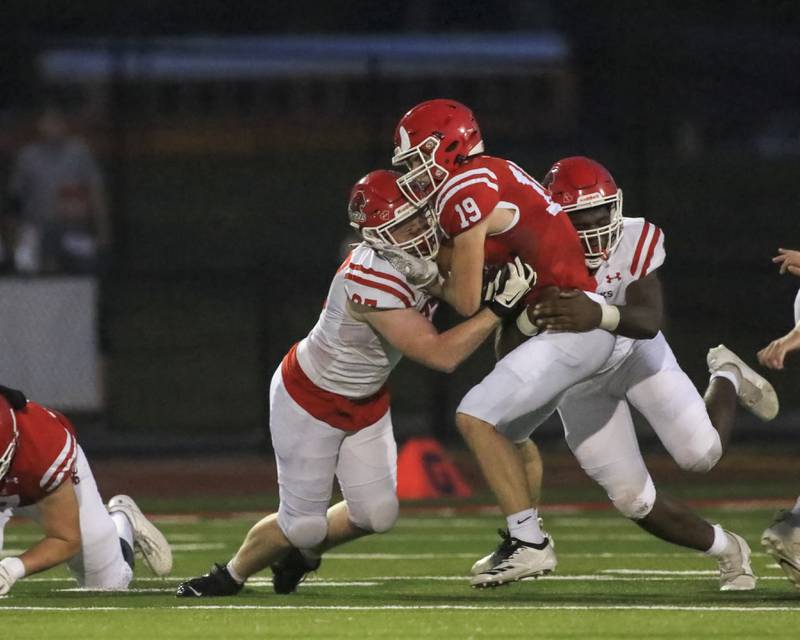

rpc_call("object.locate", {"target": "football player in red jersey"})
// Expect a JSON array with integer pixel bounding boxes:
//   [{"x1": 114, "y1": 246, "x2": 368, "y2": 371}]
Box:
[
  {"x1": 0, "y1": 386, "x2": 171, "y2": 596},
  {"x1": 474, "y1": 156, "x2": 779, "y2": 591},
  {"x1": 176, "y1": 170, "x2": 534, "y2": 597},
  {"x1": 388, "y1": 99, "x2": 618, "y2": 587}
]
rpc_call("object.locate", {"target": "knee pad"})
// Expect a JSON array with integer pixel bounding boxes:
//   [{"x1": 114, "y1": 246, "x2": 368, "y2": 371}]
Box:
[
  {"x1": 680, "y1": 432, "x2": 722, "y2": 473},
  {"x1": 611, "y1": 476, "x2": 656, "y2": 520},
  {"x1": 347, "y1": 494, "x2": 399, "y2": 534},
  {"x1": 282, "y1": 515, "x2": 328, "y2": 549}
]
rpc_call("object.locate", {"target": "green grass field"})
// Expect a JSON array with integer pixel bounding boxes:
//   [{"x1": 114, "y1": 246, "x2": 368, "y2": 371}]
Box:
[{"x1": 3, "y1": 502, "x2": 800, "y2": 639}]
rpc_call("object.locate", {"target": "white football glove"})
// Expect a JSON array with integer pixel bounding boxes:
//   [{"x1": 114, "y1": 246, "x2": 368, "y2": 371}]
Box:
[
  {"x1": 367, "y1": 241, "x2": 440, "y2": 288},
  {"x1": 486, "y1": 257, "x2": 537, "y2": 318},
  {"x1": 0, "y1": 557, "x2": 22, "y2": 596}
]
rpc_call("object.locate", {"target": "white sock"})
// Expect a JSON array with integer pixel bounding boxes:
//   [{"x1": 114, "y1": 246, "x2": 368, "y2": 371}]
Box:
[
  {"x1": 110, "y1": 512, "x2": 134, "y2": 548},
  {"x1": 792, "y1": 496, "x2": 800, "y2": 516},
  {"x1": 710, "y1": 369, "x2": 740, "y2": 394},
  {"x1": 507, "y1": 509, "x2": 544, "y2": 545},
  {"x1": 704, "y1": 523, "x2": 729, "y2": 557},
  {"x1": 226, "y1": 560, "x2": 246, "y2": 584}
]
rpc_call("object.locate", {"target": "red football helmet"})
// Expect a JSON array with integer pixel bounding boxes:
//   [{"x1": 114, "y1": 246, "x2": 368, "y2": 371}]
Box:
[
  {"x1": 348, "y1": 169, "x2": 440, "y2": 259},
  {"x1": 543, "y1": 156, "x2": 623, "y2": 268},
  {"x1": 392, "y1": 99, "x2": 484, "y2": 206},
  {"x1": 0, "y1": 396, "x2": 18, "y2": 482}
]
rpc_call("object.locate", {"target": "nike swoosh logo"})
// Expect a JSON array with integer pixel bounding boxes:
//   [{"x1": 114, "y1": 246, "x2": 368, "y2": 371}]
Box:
[
  {"x1": 186, "y1": 585, "x2": 201, "y2": 597},
  {"x1": 515, "y1": 516, "x2": 533, "y2": 525}
]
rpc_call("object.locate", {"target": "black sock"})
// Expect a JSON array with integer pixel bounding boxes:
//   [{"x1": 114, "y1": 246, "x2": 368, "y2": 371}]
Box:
[{"x1": 120, "y1": 537, "x2": 135, "y2": 570}]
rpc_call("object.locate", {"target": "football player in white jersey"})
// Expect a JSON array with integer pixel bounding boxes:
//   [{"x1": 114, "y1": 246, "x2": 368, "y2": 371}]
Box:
[
  {"x1": 473, "y1": 156, "x2": 779, "y2": 591},
  {"x1": 757, "y1": 246, "x2": 800, "y2": 588},
  {"x1": 758, "y1": 248, "x2": 800, "y2": 370},
  {"x1": 176, "y1": 169, "x2": 535, "y2": 597}
]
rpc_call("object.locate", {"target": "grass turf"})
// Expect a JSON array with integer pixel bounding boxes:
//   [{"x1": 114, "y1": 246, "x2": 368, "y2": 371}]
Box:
[{"x1": 3, "y1": 504, "x2": 800, "y2": 638}]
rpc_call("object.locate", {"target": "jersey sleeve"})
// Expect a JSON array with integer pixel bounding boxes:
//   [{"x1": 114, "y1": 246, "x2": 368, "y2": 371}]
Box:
[
  {"x1": 343, "y1": 252, "x2": 418, "y2": 310},
  {"x1": 629, "y1": 221, "x2": 665, "y2": 279},
  {"x1": 435, "y1": 168, "x2": 501, "y2": 237},
  {"x1": 38, "y1": 425, "x2": 78, "y2": 495},
  {"x1": 14, "y1": 403, "x2": 79, "y2": 503}
]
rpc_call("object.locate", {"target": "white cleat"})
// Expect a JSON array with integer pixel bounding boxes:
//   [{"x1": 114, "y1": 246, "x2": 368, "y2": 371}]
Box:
[
  {"x1": 718, "y1": 530, "x2": 756, "y2": 591},
  {"x1": 108, "y1": 494, "x2": 173, "y2": 577},
  {"x1": 761, "y1": 510, "x2": 800, "y2": 589},
  {"x1": 470, "y1": 519, "x2": 554, "y2": 576},
  {"x1": 470, "y1": 537, "x2": 556, "y2": 588},
  {"x1": 707, "y1": 345, "x2": 779, "y2": 421}
]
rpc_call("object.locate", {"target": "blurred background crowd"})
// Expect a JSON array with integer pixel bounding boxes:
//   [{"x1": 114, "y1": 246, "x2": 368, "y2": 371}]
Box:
[{"x1": 0, "y1": 1, "x2": 797, "y2": 456}]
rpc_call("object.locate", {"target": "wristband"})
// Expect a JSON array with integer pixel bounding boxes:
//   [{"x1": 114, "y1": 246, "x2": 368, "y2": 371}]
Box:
[
  {"x1": 1, "y1": 556, "x2": 26, "y2": 580},
  {"x1": 515, "y1": 309, "x2": 539, "y2": 336},
  {"x1": 599, "y1": 304, "x2": 621, "y2": 332}
]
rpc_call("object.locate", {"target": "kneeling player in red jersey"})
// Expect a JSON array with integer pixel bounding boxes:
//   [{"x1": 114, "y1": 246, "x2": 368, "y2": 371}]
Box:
[{"x1": 0, "y1": 386, "x2": 171, "y2": 596}]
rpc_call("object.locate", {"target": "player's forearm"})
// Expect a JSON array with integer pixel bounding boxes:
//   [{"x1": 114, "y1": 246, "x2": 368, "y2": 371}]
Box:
[
  {"x1": 410, "y1": 308, "x2": 500, "y2": 372},
  {"x1": 782, "y1": 326, "x2": 800, "y2": 352},
  {"x1": 441, "y1": 275, "x2": 481, "y2": 317},
  {"x1": 614, "y1": 303, "x2": 662, "y2": 339},
  {"x1": 19, "y1": 535, "x2": 82, "y2": 576}
]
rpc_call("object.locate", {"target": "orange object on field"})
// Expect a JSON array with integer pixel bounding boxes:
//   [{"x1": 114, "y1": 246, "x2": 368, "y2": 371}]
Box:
[{"x1": 396, "y1": 437, "x2": 472, "y2": 500}]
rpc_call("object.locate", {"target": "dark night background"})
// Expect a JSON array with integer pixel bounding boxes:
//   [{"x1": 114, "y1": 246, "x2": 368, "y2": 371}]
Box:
[{"x1": 0, "y1": 1, "x2": 797, "y2": 455}]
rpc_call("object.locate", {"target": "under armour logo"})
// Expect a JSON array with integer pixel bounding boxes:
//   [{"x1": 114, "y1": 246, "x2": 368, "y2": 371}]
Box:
[{"x1": 606, "y1": 272, "x2": 622, "y2": 283}]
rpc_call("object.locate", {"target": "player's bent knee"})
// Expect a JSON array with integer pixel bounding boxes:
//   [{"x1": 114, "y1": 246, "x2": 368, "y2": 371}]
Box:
[
  {"x1": 348, "y1": 495, "x2": 399, "y2": 534},
  {"x1": 679, "y1": 433, "x2": 722, "y2": 473},
  {"x1": 283, "y1": 515, "x2": 328, "y2": 549},
  {"x1": 611, "y1": 476, "x2": 656, "y2": 520},
  {"x1": 455, "y1": 411, "x2": 494, "y2": 437}
]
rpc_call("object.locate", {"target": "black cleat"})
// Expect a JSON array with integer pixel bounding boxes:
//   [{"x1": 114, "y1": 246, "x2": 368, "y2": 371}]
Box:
[
  {"x1": 176, "y1": 563, "x2": 243, "y2": 598},
  {"x1": 270, "y1": 548, "x2": 321, "y2": 594}
]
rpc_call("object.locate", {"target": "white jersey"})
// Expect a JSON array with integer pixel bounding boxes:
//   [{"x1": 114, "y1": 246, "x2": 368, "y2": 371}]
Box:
[
  {"x1": 594, "y1": 217, "x2": 666, "y2": 372},
  {"x1": 295, "y1": 243, "x2": 436, "y2": 399},
  {"x1": 794, "y1": 288, "x2": 800, "y2": 325}
]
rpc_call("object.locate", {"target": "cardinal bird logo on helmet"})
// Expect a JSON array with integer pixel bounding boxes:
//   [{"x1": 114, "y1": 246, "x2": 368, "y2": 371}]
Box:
[{"x1": 348, "y1": 191, "x2": 368, "y2": 225}]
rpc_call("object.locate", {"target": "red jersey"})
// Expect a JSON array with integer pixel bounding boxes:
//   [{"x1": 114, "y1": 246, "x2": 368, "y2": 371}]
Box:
[
  {"x1": 434, "y1": 155, "x2": 595, "y2": 302},
  {"x1": 0, "y1": 402, "x2": 78, "y2": 508}
]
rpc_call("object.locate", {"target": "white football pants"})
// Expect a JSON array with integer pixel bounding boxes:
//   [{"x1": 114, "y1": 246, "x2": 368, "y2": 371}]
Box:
[
  {"x1": 558, "y1": 332, "x2": 722, "y2": 516},
  {"x1": 458, "y1": 324, "x2": 616, "y2": 442},
  {"x1": 0, "y1": 446, "x2": 133, "y2": 589},
  {"x1": 270, "y1": 369, "x2": 398, "y2": 544}
]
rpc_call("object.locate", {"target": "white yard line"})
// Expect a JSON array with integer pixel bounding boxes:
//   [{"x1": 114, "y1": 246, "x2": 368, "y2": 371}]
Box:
[
  {"x1": 1, "y1": 604, "x2": 799, "y2": 612},
  {"x1": 170, "y1": 543, "x2": 226, "y2": 552},
  {"x1": 601, "y1": 569, "x2": 717, "y2": 575}
]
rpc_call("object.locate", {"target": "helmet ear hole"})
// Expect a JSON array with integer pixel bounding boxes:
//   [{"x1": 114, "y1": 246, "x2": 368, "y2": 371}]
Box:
[{"x1": 445, "y1": 141, "x2": 459, "y2": 153}]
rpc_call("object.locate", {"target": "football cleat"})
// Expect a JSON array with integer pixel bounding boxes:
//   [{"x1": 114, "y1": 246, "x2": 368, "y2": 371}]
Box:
[
  {"x1": 761, "y1": 510, "x2": 800, "y2": 588},
  {"x1": 707, "y1": 345, "x2": 779, "y2": 421},
  {"x1": 176, "y1": 563, "x2": 243, "y2": 598},
  {"x1": 107, "y1": 494, "x2": 173, "y2": 577},
  {"x1": 718, "y1": 530, "x2": 756, "y2": 591},
  {"x1": 470, "y1": 519, "x2": 554, "y2": 576},
  {"x1": 470, "y1": 536, "x2": 556, "y2": 588},
  {"x1": 471, "y1": 529, "x2": 514, "y2": 576},
  {"x1": 271, "y1": 548, "x2": 321, "y2": 594}
]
